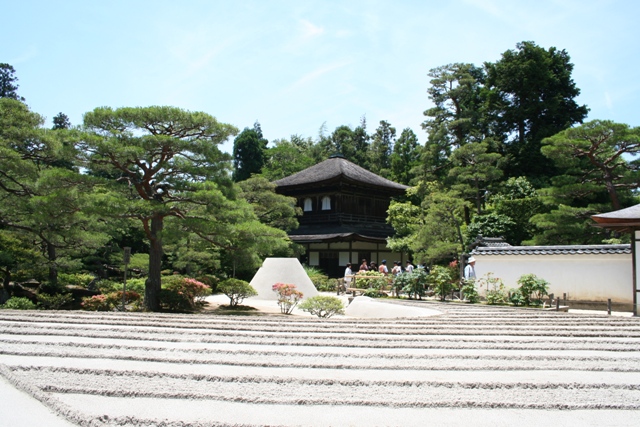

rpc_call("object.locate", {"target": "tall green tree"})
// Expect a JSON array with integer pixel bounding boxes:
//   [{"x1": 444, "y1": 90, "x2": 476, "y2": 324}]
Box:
[
  {"x1": 541, "y1": 120, "x2": 640, "y2": 211},
  {"x1": 423, "y1": 63, "x2": 485, "y2": 148},
  {"x1": 52, "y1": 113, "x2": 71, "y2": 130},
  {"x1": 528, "y1": 204, "x2": 608, "y2": 245},
  {"x1": 370, "y1": 120, "x2": 395, "y2": 177},
  {"x1": 0, "y1": 230, "x2": 39, "y2": 295},
  {"x1": 0, "y1": 63, "x2": 25, "y2": 101},
  {"x1": 238, "y1": 175, "x2": 300, "y2": 232},
  {"x1": 0, "y1": 99, "x2": 106, "y2": 284},
  {"x1": 81, "y1": 106, "x2": 238, "y2": 311},
  {"x1": 448, "y1": 141, "x2": 503, "y2": 216},
  {"x1": 415, "y1": 182, "x2": 469, "y2": 264},
  {"x1": 386, "y1": 198, "x2": 423, "y2": 258},
  {"x1": 310, "y1": 122, "x2": 334, "y2": 163},
  {"x1": 485, "y1": 41, "x2": 589, "y2": 182},
  {"x1": 330, "y1": 125, "x2": 356, "y2": 160},
  {"x1": 390, "y1": 128, "x2": 420, "y2": 185},
  {"x1": 261, "y1": 137, "x2": 315, "y2": 181},
  {"x1": 387, "y1": 182, "x2": 470, "y2": 265},
  {"x1": 420, "y1": 63, "x2": 485, "y2": 182},
  {"x1": 352, "y1": 116, "x2": 371, "y2": 169},
  {"x1": 486, "y1": 176, "x2": 545, "y2": 244},
  {"x1": 232, "y1": 121, "x2": 268, "y2": 182}
]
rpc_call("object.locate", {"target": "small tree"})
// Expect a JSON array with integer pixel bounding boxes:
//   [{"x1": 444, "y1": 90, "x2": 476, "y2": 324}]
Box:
[
  {"x1": 218, "y1": 278, "x2": 257, "y2": 307},
  {"x1": 299, "y1": 296, "x2": 345, "y2": 318},
  {"x1": 272, "y1": 283, "x2": 303, "y2": 314}
]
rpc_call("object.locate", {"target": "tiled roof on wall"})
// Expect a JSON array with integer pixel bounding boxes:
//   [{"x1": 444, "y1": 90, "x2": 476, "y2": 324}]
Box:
[{"x1": 472, "y1": 244, "x2": 631, "y2": 256}]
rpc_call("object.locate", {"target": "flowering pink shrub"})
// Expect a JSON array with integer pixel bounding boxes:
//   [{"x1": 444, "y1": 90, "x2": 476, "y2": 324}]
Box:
[
  {"x1": 81, "y1": 291, "x2": 141, "y2": 311},
  {"x1": 161, "y1": 276, "x2": 211, "y2": 312},
  {"x1": 81, "y1": 295, "x2": 110, "y2": 311},
  {"x1": 272, "y1": 283, "x2": 303, "y2": 314}
]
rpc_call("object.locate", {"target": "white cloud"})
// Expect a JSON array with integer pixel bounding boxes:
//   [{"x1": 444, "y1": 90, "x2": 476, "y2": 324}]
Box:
[
  {"x1": 604, "y1": 91, "x2": 614, "y2": 112},
  {"x1": 299, "y1": 19, "x2": 324, "y2": 40},
  {"x1": 285, "y1": 61, "x2": 353, "y2": 92}
]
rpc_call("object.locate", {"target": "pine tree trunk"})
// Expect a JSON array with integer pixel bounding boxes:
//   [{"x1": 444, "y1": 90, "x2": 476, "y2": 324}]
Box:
[
  {"x1": 145, "y1": 214, "x2": 164, "y2": 311},
  {"x1": 47, "y1": 242, "x2": 57, "y2": 285}
]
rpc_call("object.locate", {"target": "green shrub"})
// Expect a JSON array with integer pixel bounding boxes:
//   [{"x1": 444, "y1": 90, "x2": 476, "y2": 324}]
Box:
[
  {"x1": 461, "y1": 280, "x2": 479, "y2": 303},
  {"x1": 125, "y1": 278, "x2": 146, "y2": 295},
  {"x1": 508, "y1": 288, "x2": 527, "y2": 306},
  {"x1": 315, "y1": 278, "x2": 339, "y2": 292},
  {"x1": 304, "y1": 266, "x2": 328, "y2": 282},
  {"x1": 428, "y1": 265, "x2": 456, "y2": 301},
  {"x1": 299, "y1": 296, "x2": 345, "y2": 318},
  {"x1": 395, "y1": 269, "x2": 429, "y2": 299},
  {"x1": 516, "y1": 274, "x2": 549, "y2": 306},
  {"x1": 94, "y1": 278, "x2": 145, "y2": 297},
  {"x1": 2, "y1": 297, "x2": 36, "y2": 310},
  {"x1": 363, "y1": 288, "x2": 386, "y2": 298},
  {"x1": 303, "y1": 266, "x2": 336, "y2": 291},
  {"x1": 354, "y1": 271, "x2": 389, "y2": 291},
  {"x1": 57, "y1": 273, "x2": 95, "y2": 288},
  {"x1": 218, "y1": 278, "x2": 257, "y2": 307},
  {"x1": 38, "y1": 281, "x2": 68, "y2": 296},
  {"x1": 391, "y1": 273, "x2": 409, "y2": 296},
  {"x1": 94, "y1": 279, "x2": 121, "y2": 294},
  {"x1": 37, "y1": 293, "x2": 74, "y2": 310}
]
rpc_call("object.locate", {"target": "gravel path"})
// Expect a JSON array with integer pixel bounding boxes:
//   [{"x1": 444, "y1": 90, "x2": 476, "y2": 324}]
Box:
[{"x1": 1, "y1": 300, "x2": 639, "y2": 426}]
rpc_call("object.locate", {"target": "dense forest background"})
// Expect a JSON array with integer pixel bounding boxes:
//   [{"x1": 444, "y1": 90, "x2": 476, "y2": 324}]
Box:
[{"x1": 2, "y1": 41, "x2": 639, "y2": 310}]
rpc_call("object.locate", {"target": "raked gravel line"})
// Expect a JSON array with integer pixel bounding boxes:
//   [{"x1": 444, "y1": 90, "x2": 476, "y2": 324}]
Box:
[{"x1": 1, "y1": 302, "x2": 640, "y2": 426}]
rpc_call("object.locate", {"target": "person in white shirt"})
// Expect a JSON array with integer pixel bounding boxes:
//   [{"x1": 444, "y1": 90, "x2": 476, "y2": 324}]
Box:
[
  {"x1": 405, "y1": 260, "x2": 414, "y2": 274},
  {"x1": 391, "y1": 261, "x2": 402, "y2": 276},
  {"x1": 343, "y1": 263, "x2": 353, "y2": 293},
  {"x1": 379, "y1": 260, "x2": 389, "y2": 275},
  {"x1": 464, "y1": 257, "x2": 476, "y2": 280}
]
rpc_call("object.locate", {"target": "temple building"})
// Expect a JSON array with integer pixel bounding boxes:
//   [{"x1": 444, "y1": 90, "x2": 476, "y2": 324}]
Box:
[{"x1": 274, "y1": 154, "x2": 410, "y2": 277}]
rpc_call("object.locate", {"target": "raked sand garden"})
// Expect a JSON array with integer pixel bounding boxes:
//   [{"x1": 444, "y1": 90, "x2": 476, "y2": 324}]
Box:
[{"x1": 1, "y1": 295, "x2": 639, "y2": 426}]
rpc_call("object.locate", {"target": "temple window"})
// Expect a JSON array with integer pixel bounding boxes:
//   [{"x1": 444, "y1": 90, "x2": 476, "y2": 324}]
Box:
[
  {"x1": 303, "y1": 198, "x2": 312, "y2": 212},
  {"x1": 321, "y1": 196, "x2": 331, "y2": 210}
]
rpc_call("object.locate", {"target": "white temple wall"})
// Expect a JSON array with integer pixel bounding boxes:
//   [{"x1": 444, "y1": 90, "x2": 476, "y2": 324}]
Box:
[{"x1": 474, "y1": 253, "x2": 632, "y2": 304}]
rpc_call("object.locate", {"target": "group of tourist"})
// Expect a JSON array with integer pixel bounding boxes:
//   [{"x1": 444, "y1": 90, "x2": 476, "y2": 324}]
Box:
[
  {"x1": 340, "y1": 258, "x2": 418, "y2": 294},
  {"x1": 340, "y1": 256, "x2": 476, "y2": 294},
  {"x1": 346, "y1": 258, "x2": 416, "y2": 280}
]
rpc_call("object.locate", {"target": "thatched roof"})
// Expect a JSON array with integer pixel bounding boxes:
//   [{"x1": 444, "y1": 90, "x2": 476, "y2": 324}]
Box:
[{"x1": 274, "y1": 155, "x2": 410, "y2": 192}]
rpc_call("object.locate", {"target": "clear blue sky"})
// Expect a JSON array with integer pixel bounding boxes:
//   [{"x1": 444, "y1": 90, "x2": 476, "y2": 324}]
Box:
[{"x1": 3, "y1": 0, "x2": 639, "y2": 153}]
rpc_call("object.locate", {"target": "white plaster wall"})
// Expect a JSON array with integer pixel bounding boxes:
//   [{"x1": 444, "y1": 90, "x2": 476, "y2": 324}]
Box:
[{"x1": 474, "y1": 253, "x2": 632, "y2": 304}]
